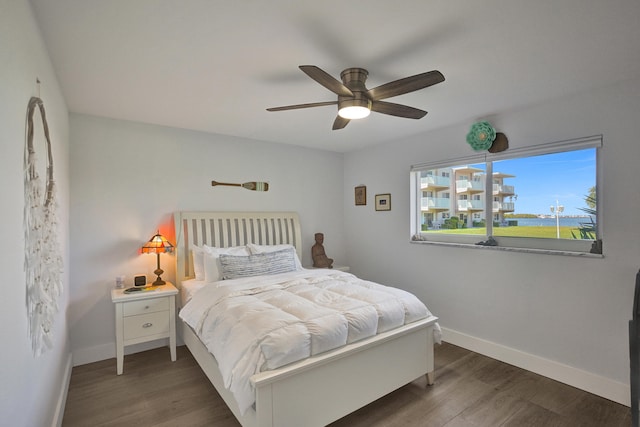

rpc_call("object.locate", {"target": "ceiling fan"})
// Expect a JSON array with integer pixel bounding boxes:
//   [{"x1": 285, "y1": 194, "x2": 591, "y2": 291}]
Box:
[{"x1": 267, "y1": 65, "x2": 445, "y2": 130}]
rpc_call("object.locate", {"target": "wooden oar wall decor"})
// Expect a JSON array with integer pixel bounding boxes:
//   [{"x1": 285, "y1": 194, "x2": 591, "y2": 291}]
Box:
[{"x1": 211, "y1": 180, "x2": 269, "y2": 191}]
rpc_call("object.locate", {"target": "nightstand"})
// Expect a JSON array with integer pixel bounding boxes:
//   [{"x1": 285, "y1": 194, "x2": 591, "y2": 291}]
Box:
[
  {"x1": 308, "y1": 265, "x2": 350, "y2": 272},
  {"x1": 111, "y1": 282, "x2": 178, "y2": 375}
]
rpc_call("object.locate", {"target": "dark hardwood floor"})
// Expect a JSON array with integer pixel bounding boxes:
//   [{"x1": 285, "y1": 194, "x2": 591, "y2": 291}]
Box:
[{"x1": 62, "y1": 343, "x2": 630, "y2": 426}]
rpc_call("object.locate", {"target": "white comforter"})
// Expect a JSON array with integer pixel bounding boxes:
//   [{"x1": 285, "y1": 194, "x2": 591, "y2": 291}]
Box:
[{"x1": 179, "y1": 269, "x2": 438, "y2": 414}]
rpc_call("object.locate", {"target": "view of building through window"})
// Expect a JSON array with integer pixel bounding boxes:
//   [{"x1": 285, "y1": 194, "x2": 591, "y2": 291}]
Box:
[{"x1": 417, "y1": 147, "x2": 597, "y2": 242}]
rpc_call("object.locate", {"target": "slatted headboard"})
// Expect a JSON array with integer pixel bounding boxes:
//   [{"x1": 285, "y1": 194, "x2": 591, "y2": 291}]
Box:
[{"x1": 173, "y1": 211, "x2": 302, "y2": 287}]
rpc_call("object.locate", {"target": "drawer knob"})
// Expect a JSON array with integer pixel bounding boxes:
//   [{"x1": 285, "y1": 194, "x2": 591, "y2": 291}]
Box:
[
  {"x1": 142, "y1": 323, "x2": 153, "y2": 328},
  {"x1": 145, "y1": 305, "x2": 150, "y2": 309}
]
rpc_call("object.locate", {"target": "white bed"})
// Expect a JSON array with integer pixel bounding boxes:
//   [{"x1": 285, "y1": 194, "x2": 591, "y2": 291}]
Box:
[{"x1": 174, "y1": 211, "x2": 439, "y2": 427}]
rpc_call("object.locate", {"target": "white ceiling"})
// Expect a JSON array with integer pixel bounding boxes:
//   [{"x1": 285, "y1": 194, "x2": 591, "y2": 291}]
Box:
[{"x1": 30, "y1": 0, "x2": 640, "y2": 153}]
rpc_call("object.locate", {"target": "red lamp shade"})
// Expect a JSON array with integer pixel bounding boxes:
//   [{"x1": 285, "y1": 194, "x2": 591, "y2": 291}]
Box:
[{"x1": 141, "y1": 231, "x2": 174, "y2": 286}]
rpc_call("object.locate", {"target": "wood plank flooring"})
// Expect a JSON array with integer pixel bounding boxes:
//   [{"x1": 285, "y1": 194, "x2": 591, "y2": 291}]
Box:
[{"x1": 62, "y1": 343, "x2": 631, "y2": 426}]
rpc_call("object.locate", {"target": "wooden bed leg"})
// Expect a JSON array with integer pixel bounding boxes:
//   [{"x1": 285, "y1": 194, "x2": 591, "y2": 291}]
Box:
[{"x1": 426, "y1": 371, "x2": 435, "y2": 386}]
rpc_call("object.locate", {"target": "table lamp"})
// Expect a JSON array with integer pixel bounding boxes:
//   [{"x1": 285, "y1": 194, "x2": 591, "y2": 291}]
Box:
[{"x1": 141, "y1": 231, "x2": 174, "y2": 286}]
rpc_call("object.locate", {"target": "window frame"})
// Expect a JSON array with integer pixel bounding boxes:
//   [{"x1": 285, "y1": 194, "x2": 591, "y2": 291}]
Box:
[{"x1": 410, "y1": 135, "x2": 603, "y2": 255}]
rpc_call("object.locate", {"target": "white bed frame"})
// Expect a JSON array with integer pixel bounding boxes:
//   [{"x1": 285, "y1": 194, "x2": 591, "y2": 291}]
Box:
[{"x1": 174, "y1": 211, "x2": 438, "y2": 427}]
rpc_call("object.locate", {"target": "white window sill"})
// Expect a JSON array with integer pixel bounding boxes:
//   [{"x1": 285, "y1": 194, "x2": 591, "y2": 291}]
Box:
[{"x1": 409, "y1": 239, "x2": 603, "y2": 258}]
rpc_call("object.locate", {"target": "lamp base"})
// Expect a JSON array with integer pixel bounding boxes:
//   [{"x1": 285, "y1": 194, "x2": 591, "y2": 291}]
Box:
[
  {"x1": 153, "y1": 265, "x2": 165, "y2": 286},
  {"x1": 152, "y1": 276, "x2": 166, "y2": 286}
]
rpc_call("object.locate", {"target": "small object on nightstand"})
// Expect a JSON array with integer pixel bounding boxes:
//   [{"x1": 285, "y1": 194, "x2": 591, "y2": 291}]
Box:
[
  {"x1": 115, "y1": 275, "x2": 125, "y2": 289},
  {"x1": 134, "y1": 275, "x2": 146, "y2": 287},
  {"x1": 123, "y1": 286, "x2": 158, "y2": 294},
  {"x1": 111, "y1": 282, "x2": 178, "y2": 375}
]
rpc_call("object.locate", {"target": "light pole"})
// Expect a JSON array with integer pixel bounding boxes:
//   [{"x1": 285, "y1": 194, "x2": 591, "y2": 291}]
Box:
[{"x1": 550, "y1": 200, "x2": 564, "y2": 239}]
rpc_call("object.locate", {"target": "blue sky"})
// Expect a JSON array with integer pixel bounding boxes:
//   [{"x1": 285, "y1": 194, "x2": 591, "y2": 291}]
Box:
[{"x1": 491, "y1": 148, "x2": 596, "y2": 216}]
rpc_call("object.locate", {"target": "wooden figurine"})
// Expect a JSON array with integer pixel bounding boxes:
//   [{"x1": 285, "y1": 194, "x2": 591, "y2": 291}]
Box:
[{"x1": 312, "y1": 233, "x2": 333, "y2": 268}]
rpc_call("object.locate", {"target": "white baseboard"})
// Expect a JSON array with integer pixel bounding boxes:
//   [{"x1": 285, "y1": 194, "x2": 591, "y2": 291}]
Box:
[
  {"x1": 52, "y1": 352, "x2": 72, "y2": 427},
  {"x1": 441, "y1": 327, "x2": 629, "y2": 407}
]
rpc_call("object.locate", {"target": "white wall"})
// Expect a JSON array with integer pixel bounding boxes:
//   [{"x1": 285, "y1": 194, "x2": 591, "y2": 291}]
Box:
[
  {"x1": 69, "y1": 114, "x2": 345, "y2": 364},
  {"x1": 344, "y1": 77, "x2": 640, "y2": 404},
  {"x1": 0, "y1": 1, "x2": 71, "y2": 425}
]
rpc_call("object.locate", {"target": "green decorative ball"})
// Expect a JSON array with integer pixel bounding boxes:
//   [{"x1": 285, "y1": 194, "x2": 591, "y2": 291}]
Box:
[{"x1": 466, "y1": 121, "x2": 496, "y2": 151}]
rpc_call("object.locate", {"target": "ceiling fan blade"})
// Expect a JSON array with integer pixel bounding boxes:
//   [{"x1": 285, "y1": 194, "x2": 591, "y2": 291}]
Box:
[
  {"x1": 267, "y1": 101, "x2": 337, "y2": 112},
  {"x1": 371, "y1": 101, "x2": 427, "y2": 119},
  {"x1": 332, "y1": 116, "x2": 350, "y2": 130},
  {"x1": 299, "y1": 65, "x2": 353, "y2": 97},
  {"x1": 367, "y1": 70, "x2": 445, "y2": 101}
]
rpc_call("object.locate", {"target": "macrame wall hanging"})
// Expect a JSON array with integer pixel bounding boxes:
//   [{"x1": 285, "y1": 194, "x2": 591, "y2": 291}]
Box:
[{"x1": 24, "y1": 95, "x2": 63, "y2": 357}]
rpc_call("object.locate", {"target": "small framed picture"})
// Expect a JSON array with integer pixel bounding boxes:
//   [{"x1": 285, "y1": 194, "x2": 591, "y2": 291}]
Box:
[
  {"x1": 375, "y1": 193, "x2": 391, "y2": 211},
  {"x1": 355, "y1": 185, "x2": 367, "y2": 206}
]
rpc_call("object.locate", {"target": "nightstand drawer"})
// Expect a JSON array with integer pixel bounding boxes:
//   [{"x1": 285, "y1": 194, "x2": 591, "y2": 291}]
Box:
[
  {"x1": 123, "y1": 297, "x2": 169, "y2": 316},
  {"x1": 123, "y1": 311, "x2": 170, "y2": 340}
]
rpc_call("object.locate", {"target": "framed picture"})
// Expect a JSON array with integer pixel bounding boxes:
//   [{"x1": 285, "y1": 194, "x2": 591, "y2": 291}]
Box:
[
  {"x1": 375, "y1": 193, "x2": 391, "y2": 211},
  {"x1": 355, "y1": 185, "x2": 367, "y2": 206}
]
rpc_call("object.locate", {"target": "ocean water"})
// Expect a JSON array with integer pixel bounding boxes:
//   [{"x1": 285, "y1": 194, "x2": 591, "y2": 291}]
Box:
[{"x1": 509, "y1": 217, "x2": 593, "y2": 227}]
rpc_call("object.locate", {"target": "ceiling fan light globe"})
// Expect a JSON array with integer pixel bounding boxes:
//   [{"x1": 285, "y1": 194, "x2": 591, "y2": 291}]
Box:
[{"x1": 338, "y1": 106, "x2": 371, "y2": 120}]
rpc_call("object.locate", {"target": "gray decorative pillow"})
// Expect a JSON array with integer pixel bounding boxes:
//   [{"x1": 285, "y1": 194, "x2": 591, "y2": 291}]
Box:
[{"x1": 219, "y1": 248, "x2": 297, "y2": 280}]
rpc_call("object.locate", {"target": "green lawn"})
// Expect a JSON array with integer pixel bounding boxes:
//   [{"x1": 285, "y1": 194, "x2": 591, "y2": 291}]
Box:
[{"x1": 427, "y1": 226, "x2": 584, "y2": 239}]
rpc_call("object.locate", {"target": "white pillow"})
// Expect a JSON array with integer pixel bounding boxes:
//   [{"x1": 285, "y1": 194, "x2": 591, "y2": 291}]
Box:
[
  {"x1": 219, "y1": 248, "x2": 297, "y2": 280},
  {"x1": 202, "y1": 245, "x2": 250, "y2": 282},
  {"x1": 191, "y1": 245, "x2": 205, "y2": 280},
  {"x1": 247, "y1": 243, "x2": 302, "y2": 270}
]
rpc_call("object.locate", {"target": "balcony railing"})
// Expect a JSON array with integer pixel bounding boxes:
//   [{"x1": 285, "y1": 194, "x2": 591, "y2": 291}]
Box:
[
  {"x1": 457, "y1": 200, "x2": 484, "y2": 211},
  {"x1": 421, "y1": 197, "x2": 451, "y2": 210},
  {"x1": 456, "y1": 180, "x2": 484, "y2": 193},
  {"x1": 493, "y1": 201, "x2": 515, "y2": 212},
  {"x1": 493, "y1": 184, "x2": 515, "y2": 195},
  {"x1": 421, "y1": 175, "x2": 450, "y2": 188}
]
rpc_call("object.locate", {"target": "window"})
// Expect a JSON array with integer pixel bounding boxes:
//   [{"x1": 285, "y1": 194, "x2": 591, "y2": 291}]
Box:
[{"x1": 410, "y1": 135, "x2": 602, "y2": 254}]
